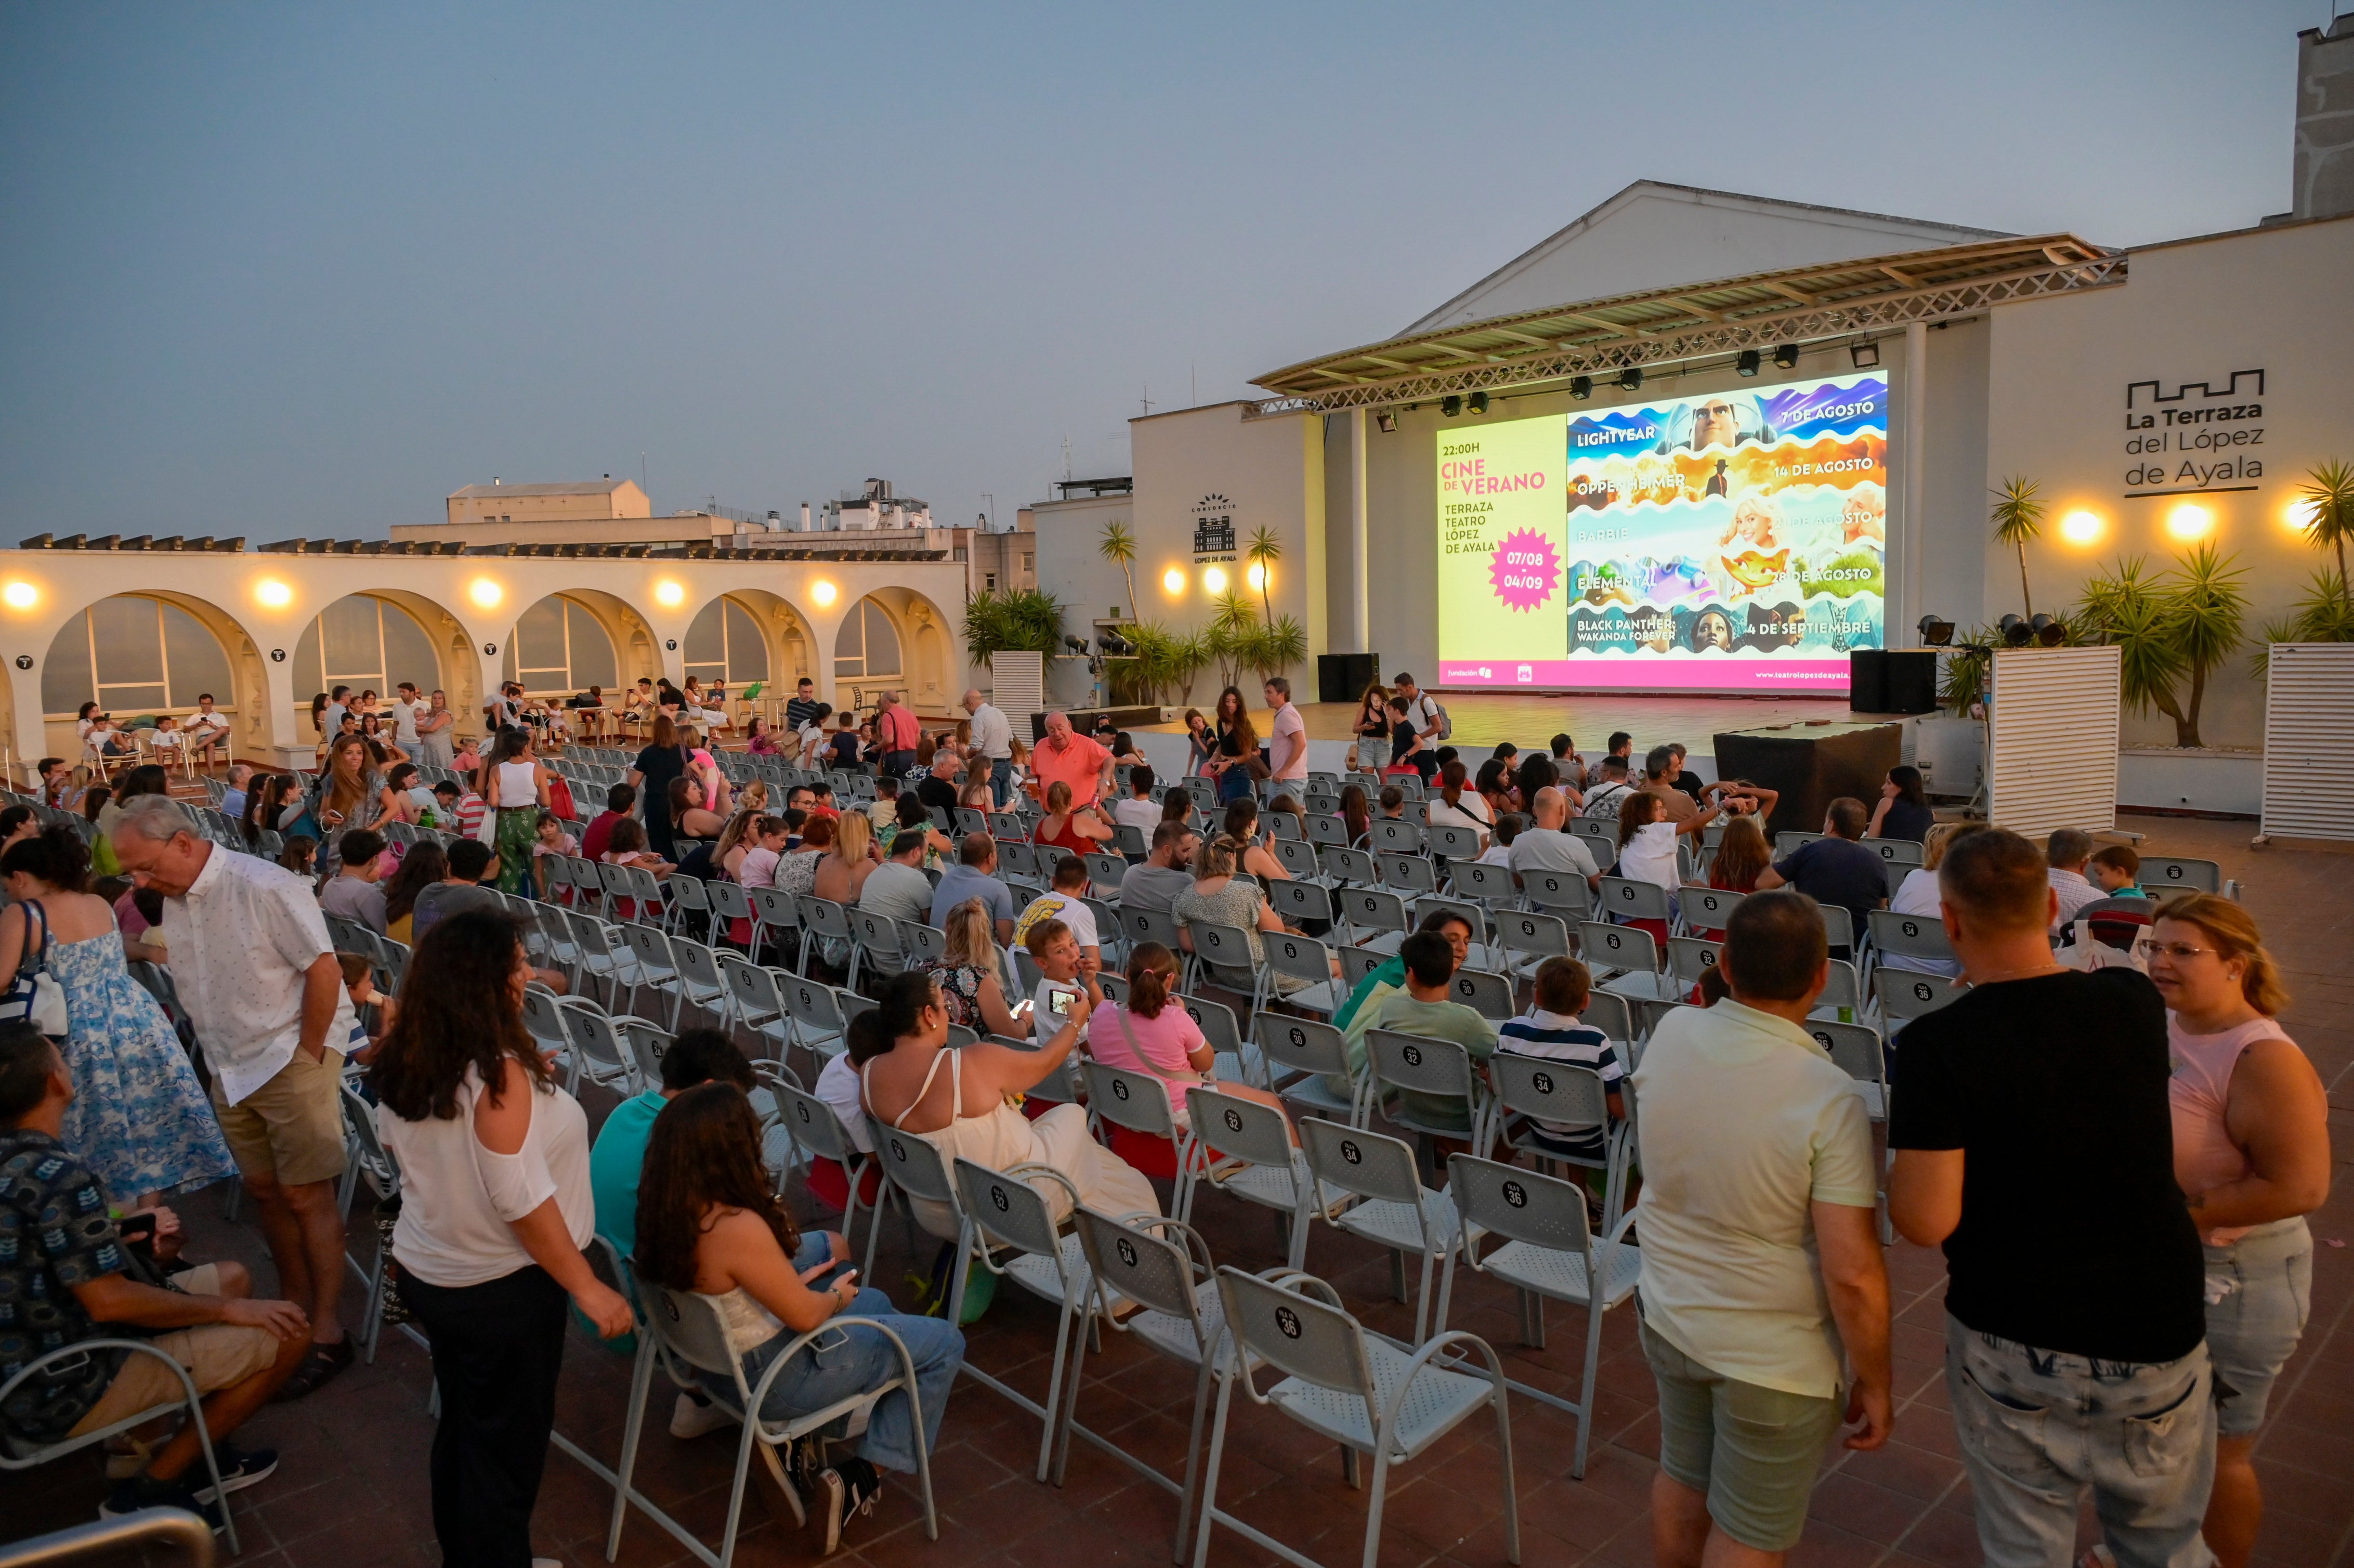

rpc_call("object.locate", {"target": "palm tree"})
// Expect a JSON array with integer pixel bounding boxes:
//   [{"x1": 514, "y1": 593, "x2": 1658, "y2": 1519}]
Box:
[
  {"x1": 1097, "y1": 520, "x2": 1137, "y2": 618},
  {"x1": 2159, "y1": 542, "x2": 2247, "y2": 749},
  {"x1": 1989, "y1": 476, "x2": 2046, "y2": 619},
  {"x1": 2296, "y1": 460, "x2": 2354, "y2": 604},
  {"x1": 1246, "y1": 525, "x2": 1281, "y2": 625}
]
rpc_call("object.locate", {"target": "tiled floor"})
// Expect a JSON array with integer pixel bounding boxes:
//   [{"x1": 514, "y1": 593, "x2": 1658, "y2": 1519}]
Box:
[{"x1": 6, "y1": 815, "x2": 2350, "y2": 1568}]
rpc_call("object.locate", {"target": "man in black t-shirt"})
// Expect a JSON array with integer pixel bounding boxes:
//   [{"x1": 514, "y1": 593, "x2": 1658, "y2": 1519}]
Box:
[
  {"x1": 1889, "y1": 828, "x2": 2212, "y2": 1568},
  {"x1": 783, "y1": 677, "x2": 822, "y2": 736}
]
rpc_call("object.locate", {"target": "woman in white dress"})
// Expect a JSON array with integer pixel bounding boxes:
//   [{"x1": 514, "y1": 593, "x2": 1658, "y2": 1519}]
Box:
[{"x1": 855, "y1": 970, "x2": 1157, "y2": 1242}]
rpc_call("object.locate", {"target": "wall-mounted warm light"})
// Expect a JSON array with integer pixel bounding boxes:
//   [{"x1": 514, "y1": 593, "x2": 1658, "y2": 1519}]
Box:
[
  {"x1": 467, "y1": 577, "x2": 505, "y2": 609},
  {"x1": 810, "y1": 580, "x2": 838, "y2": 608},
  {"x1": 2284, "y1": 498, "x2": 2320, "y2": 535},
  {"x1": 653, "y1": 579, "x2": 686, "y2": 608},
  {"x1": 2165, "y1": 502, "x2": 2213, "y2": 541},
  {"x1": 1202, "y1": 565, "x2": 1229, "y2": 595},
  {"x1": 1246, "y1": 562, "x2": 1267, "y2": 591},
  {"x1": 2059, "y1": 511, "x2": 2103, "y2": 545},
  {"x1": 1161, "y1": 567, "x2": 1186, "y2": 595},
  {"x1": 2, "y1": 581, "x2": 38, "y2": 610},
  {"x1": 254, "y1": 578, "x2": 294, "y2": 608}
]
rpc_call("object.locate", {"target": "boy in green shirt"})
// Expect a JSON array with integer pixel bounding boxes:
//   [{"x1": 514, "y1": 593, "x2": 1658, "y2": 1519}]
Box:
[{"x1": 1364, "y1": 930, "x2": 1498, "y2": 1132}]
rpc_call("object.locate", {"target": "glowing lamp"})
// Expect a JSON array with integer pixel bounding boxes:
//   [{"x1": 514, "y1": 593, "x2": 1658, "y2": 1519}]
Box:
[
  {"x1": 2285, "y1": 499, "x2": 2320, "y2": 534},
  {"x1": 254, "y1": 578, "x2": 293, "y2": 608},
  {"x1": 1161, "y1": 567, "x2": 1186, "y2": 595},
  {"x1": 1246, "y1": 562, "x2": 1267, "y2": 591},
  {"x1": 654, "y1": 579, "x2": 686, "y2": 608},
  {"x1": 467, "y1": 577, "x2": 504, "y2": 609},
  {"x1": 810, "y1": 580, "x2": 838, "y2": 608},
  {"x1": 1202, "y1": 565, "x2": 1228, "y2": 595},
  {"x1": 2165, "y1": 503, "x2": 2212, "y2": 541},
  {"x1": 2059, "y1": 511, "x2": 2102, "y2": 545},
  {"x1": 3, "y1": 581, "x2": 38, "y2": 610}
]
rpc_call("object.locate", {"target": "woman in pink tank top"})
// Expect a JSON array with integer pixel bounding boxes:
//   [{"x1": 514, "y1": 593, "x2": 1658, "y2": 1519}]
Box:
[{"x1": 2148, "y1": 895, "x2": 2331, "y2": 1568}]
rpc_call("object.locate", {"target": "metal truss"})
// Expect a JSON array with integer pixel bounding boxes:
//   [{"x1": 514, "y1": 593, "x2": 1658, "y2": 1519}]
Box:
[{"x1": 1241, "y1": 253, "x2": 2127, "y2": 418}]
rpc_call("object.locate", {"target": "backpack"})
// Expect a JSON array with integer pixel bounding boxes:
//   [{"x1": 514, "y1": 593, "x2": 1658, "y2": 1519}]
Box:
[{"x1": 1431, "y1": 701, "x2": 1452, "y2": 741}]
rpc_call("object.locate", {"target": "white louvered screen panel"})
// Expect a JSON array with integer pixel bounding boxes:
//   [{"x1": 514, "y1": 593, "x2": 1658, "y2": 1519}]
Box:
[
  {"x1": 1986, "y1": 646, "x2": 2121, "y2": 839},
  {"x1": 987, "y1": 651, "x2": 1044, "y2": 729},
  {"x1": 2261, "y1": 643, "x2": 2354, "y2": 842}
]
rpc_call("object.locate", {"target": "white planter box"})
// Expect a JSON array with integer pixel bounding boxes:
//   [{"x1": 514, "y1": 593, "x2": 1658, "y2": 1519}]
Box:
[{"x1": 2118, "y1": 748, "x2": 2262, "y2": 817}]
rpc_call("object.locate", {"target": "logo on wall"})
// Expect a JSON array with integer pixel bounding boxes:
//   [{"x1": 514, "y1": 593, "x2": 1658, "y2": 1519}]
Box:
[
  {"x1": 1191, "y1": 494, "x2": 1236, "y2": 560},
  {"x1": 2121, "y1": 366, "x2": 2268, "y2": 495}
]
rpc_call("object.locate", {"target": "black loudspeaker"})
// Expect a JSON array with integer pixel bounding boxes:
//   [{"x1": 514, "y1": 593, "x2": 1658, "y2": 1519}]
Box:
[
  {"x1": 1849, "y1": 651, "x2": 1937, "y2": 715},
  {"x1": 1849, "y1": 650, "x2": 1887, "y2": 712},
  {"x1": 1318, "y1": 652, "x2": 1379, "y2": 705}
]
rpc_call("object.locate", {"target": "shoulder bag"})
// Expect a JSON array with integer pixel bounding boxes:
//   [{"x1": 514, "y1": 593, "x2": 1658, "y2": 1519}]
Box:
[{"x1": 0, "y1": 899, "x2": 71, "y2": 1037}]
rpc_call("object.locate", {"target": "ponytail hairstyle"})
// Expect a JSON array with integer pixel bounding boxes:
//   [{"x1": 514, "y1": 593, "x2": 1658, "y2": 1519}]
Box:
[
  {"x1": 2156, "y1": 894, "x2": 2290, "y2": 1017},
  {"x1": 1340, "y1": 783, "x2": 1371, "y2": 846},
  {"x1": 1045, "y1": 780, "x2": 1073, "y2": 815},
  {"x1": 847, "y1": 969, "x2": 941, "y2": 1066},
  {"x1": 0, "y1": 824, "x2": 91, "y2": 893},
  {"x1": 1123, "y1": 942, "x2": 1178, "y2": 1020},
  {"x1": 1192, "y1": 832, "x2": 1241, "y2": 880},
  {"x1": 1440, "y1": 759, "x2": 1469, "y2": 808}
]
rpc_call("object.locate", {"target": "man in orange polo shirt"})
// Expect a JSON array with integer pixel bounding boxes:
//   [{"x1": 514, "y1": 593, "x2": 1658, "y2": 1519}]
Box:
[{"x1": 1029, "y1": 712, "x2": 1113, "y2": 807}]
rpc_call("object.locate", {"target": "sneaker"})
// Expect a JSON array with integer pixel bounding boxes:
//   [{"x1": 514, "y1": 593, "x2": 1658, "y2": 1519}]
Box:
[
  {"x1": 816, "y1": 1458, "x2": 881, "y2": 1556},
  {"x1": 190, "y1": 1442, "x2": 279, "y2": 1501},
  {"x1": 669, "y1": 1390, "x2": 738, "y2": 1440},
  {"x1": 100, "y1": 1473, "x2": 226, "y2": 1534},
  {"x1": 103, "y1": 1435, "x2": 155, "y2": 1481}
]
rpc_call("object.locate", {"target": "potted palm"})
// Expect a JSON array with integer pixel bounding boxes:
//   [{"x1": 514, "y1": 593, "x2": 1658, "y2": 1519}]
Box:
[
  {"x1": 2256, "y1": 461, "x2": 2354, "y2": 664},
  {"x1": 2070, "y1": 545, "x2": 2246, "y2": 749},
  {"x1": 1989, "y1": 476, "x2": 2046, "y2": 618}
]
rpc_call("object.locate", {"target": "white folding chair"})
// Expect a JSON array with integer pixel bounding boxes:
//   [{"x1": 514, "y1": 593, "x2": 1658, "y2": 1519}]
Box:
[
  {"x1": 1365, "y1": 1030, "x2": 1489, "y2": 1149},
  {"x1": 1253, "y1": 1011, "x2": 1365, "y2": 1126},
  {"x1": 1191, "y1": 1266, "x2": 1516, "y2": 1568},
  {"x1": 714, "y1": 951, "x2": 794, "y2": 1060},
  {"x1": 1178, "y1": 1087, "x2": 1315, "y2": 1270},
  {"x1": 1443, "y1": 1154, "x2": 1641, "y2": 1480},
  {"x1": 949, "y1": 1157, "x2": 1103, "y2": 1483},
  {"x1": 1297, "y1": 1117, "x2": 1460, "y2": 1345}
]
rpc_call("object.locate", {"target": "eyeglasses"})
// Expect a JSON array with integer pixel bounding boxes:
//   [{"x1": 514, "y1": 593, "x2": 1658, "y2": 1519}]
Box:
[{"x1": 2148, "y1": 942, "x2": 2219, "y2": 961}]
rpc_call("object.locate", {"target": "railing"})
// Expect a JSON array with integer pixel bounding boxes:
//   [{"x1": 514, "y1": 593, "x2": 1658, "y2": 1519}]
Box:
[{"x1": 0, "y1": 1507, "x2": 215, "y2": 1568}]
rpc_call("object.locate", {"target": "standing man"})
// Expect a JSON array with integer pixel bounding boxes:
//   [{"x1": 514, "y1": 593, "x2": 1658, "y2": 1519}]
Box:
[
  {"x1": 186, "y1": 694, "x2": 233, "y2": 770},
  {"x1": 875, "y1": 690, "x2": 920, "y2": 780},
  {"x1": 414, "y1": 688, "x2": 456, "y2": 768},
  {"x1": 109, "y1": 796, "x2": 359, "y2": 1400},
  {"x1": 1633, "y1": 890, "x2": 1891, "y2": 1566},
  {"x1": 785, "y1": 676, "x2": 823, "y2": 737},
  {"x1": 1264, "y1": 676, "x2": 1308, "y2": 788},
  {"x1": 389, "y1": 681, "x2": 425, "y2": 757},
  {"x1": 1890, "y1": 828, "x2": 2213, "y2": 1568},
  {"x1": 962, "y1": 687, "x2": 1013, "y2": 808},
  {"x1": 1031, "y1": 712, "x2": 1113, "y2": 808},
  {"x1": 1389, "y1": 671, "x2": 1442, "y2": 747}
]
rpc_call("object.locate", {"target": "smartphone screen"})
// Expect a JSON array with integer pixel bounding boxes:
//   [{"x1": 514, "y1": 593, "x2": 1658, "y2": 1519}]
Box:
[{"x1": 1049, "y1": 988, "x2": 1073, "y2": 1017}]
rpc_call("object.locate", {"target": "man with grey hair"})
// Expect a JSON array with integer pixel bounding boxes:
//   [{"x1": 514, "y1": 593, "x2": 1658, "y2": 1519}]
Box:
[
  {"x1": 1031, "y1": 710, "x2": 1112, "y2": 808},
  {"x1": 962, "y1": 687, "x2": 1013, "y2": 808},
  {"x1": 110, "y1": 794, "x2": 359, "y2": 1400}
]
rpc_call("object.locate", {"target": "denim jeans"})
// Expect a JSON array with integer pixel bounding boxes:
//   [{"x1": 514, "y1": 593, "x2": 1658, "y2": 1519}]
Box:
[
  {"x1": 989, "y1": 758, "x2": 1012, "y2": 809},
  {"x1": 704, "y1": 1288, "x2": 964, "y2": 1475},
  {"x1": 1943, "y1": 1315, "x2": 2217, "y2": 1568},
  {"x1": 2204, "y1": 1217, "x2": 2312, "y2": 1436}
]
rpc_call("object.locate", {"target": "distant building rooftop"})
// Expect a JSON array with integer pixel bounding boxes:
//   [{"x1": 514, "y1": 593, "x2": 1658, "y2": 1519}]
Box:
[{"x1": 447, "y1": 479, "x2": 638, "y2": 499}]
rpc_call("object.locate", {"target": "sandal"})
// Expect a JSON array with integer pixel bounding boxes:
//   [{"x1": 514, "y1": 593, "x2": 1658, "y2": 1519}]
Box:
[{"x1": 270, "y1": 1337, "x2": 356, "y2": 1403}]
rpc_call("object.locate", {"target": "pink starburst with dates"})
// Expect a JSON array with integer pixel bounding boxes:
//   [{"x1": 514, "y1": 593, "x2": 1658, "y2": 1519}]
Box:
[{"x1": 1487, "y1": 528, "x2": 1561, "y2": 611}]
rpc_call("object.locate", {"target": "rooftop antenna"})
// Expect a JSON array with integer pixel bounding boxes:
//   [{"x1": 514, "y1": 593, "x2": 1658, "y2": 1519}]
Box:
[
  {"x1": 1141, "y1": 382, "x2": 1154, "y2": 416},
  {"x1": 1191, "y1": 360, "x2": 1197, "y2": 408},
  {"x1": 640, "y1": 452, "x2": 648, "y2": 505},
  {"x1": 1061, "y1": 436, "x2": 1071, "y2": 482}
]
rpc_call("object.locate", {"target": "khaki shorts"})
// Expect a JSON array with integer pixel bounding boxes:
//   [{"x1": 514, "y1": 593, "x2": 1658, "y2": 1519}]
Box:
[
  {"x1": 67, "y1": 1265, "x2": 282, "y2": 1436},
  {"x1": 211, "y1": 1048, "x2": 348, "y2": 1187},
  {"x1": 1643, "y1": 1320, "x2": 1842, "y2": 1553}
]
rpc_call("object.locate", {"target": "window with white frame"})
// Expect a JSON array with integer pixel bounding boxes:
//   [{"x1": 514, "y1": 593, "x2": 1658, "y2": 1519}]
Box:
[
  {"x1": 831, "y1": 597, "x2": 902, "y2": 684},
  {"x1": 291, "y1": 594, "x2": 440, "y2": 708},
  {"x1": 683, "y1": 596, "x2": 771, "y2": 689},
  {"x1": 500, "y1": 595, "x2": 618, "y2": 695},
  {"x1": 42, "y1": 596, "x2": 236, "y2": 718}
]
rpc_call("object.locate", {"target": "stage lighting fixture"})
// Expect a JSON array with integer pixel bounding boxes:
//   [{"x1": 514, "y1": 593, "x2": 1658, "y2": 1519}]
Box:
[
  {"x1": 2030, "y1": 613, "x2": 2066, "y2": 647},
  {"x1": 1063, "y1": 636, "x2": 1090, "y2": 656},
  {"x1": 1569, "y1": 376, "x2": 1592, "y2": 400},
  {"x1": 1849, "y1": 339, "x2": 1881, "y2": 370},
  {"x1": 1617, "y1": 367, "x2": 1643, "y2": 391},
  {"x1": 1375, "y1": 411, "x2": 1397, "y2": 434},
  {"x1": 1736, "y1": 350, "x2": 1761, "y2": 377},
  {"x1": 1998, "y1": 614, "x2": 2034, "y2": 648},
  {"x1": 1772, "y1": 343, "x2": 1799, "y2": 370},
  {"x1": 1469, "y1": 391, "x2": 1489, "y2": 414},
  {"x1": 1917, "y1": 615, "x2": 1955, "y2": 647},
  {"x1": 1442, "y1": 395, "x2": 1462, "y2": 417}
]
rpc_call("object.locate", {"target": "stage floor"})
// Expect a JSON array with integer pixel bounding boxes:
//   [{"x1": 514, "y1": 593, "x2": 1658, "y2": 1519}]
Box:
[{"x1": 1135, "y1": 690, "x2": 1859, "y2": 756}]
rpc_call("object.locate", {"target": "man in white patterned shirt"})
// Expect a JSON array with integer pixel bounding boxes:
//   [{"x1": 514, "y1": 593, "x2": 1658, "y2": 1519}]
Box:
[
  {"x1": 2043, "y1": 828, "x2": 2105, "y2": 932},
  {"x1": 112, "y1": 796, "x2": 359, "y2": 1399}
]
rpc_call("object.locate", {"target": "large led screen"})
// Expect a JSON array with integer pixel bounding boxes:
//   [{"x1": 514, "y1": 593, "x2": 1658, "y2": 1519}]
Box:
[{"x1": 1434, "y1": 371, "x2": 1887, "y2": 692}]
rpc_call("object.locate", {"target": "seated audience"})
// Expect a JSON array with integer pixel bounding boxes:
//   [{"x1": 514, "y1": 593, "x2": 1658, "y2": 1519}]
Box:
[
  {"x1": 0, "y1": 1022, "x2": 309, "y2": 1525},
  {"x1": 1086, "y1": 943, "x2": 1290, "y2": 1134},
  {"x1": 1509, "y1": 786, "x2": 1600, "y2": 888},
  {"x1": 1111, "y1": 766, "x2": 1162, "y2": 836},
  {"x1": 1705, "y1": 815, "x2": 1772, "y2": 900},
  {"x1": 2087, "y1": 843, "x2": 2146, "y2": 899},
  {"x1": 1755, "y1": 797, "x2": 1886, "y2": 940},
  {"x1": 1495, "y1": 957, "x2": 1624, "y2": 1166},
  {"x1": 860, "y1": 828, "x2": 938, "y2": 931},
  {"x1": 319, "y1": 828, "x2": 389, "y2": 934},
  {"x1": 929, "y1": 833, "x2": 1016, "y2": 944},
  {"x1": 920, "y1": 897, "x2": 1029, "y2": 1038},
  {"x1": 1117, "y1": 820, "x2": 1200, "y2": 919},
  {"x1": 1476, "y1": 813, "x2": 1521, "y2": 866},
  {"x1": 1174, "y1": 834, "x2": 1314, "y2": 992},
  {"x1": 1579, "y1": 755, "x2": 1637, "y2": 819},
  {"x1": 1881, "y1": 821, "x2": 1977, "y2": 978},
  {"x1": 1866, "y1": 764, "x2": 1934, "y2": 842},
  {"x1": 1013, "y1": 856, "x2": 1101, "y2": 968},
  {"x1": 1426, "y1": 760, "x2": 1494, "y2": 847},
  {"x1": 1221, "y1": 799, "x2": 1287, "y2": 883},
  {"x1": 411, "y1": 838, "x2": 502, "y2": 937},
  {"x1": 1361, "y1": 929, "x2": 1497, "y2": 1134},
  {"x1": 2043, "y1": 827, "x2": 2104, "y2": 930}
]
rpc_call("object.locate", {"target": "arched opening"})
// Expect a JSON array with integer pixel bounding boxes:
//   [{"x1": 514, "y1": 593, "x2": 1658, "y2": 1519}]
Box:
[
  {"x1": 832, "y1": 594, "x2": 904, "y2": 712},
  {"x1": 501, "y1": 594, "x2": 620, "y2": 697},
  {"x1": 44, "y1": 595, "x2": 237, "y2": 738},
  {"x1": 292, "y1": 594, "x2": 442, "y2": 724},
  {"x1": 683, "y1": 595, "x2": 771, "y2": 690}
]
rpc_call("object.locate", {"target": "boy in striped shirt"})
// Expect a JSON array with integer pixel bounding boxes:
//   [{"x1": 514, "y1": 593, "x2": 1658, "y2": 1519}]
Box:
[{"x1": 1496, "y1": 957, "x2": 1624, "y2": 1163}]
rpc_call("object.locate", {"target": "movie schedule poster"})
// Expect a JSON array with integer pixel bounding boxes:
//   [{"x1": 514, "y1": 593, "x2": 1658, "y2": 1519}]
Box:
[{"x1": 1433, "y1": 371, "x2": 1888, "y2": 693}]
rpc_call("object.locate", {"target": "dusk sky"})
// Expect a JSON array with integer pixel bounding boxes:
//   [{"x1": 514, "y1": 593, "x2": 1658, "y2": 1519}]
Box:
[{"x1": 1, "y1": 3, "x2": 2334, "y2": 540}]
